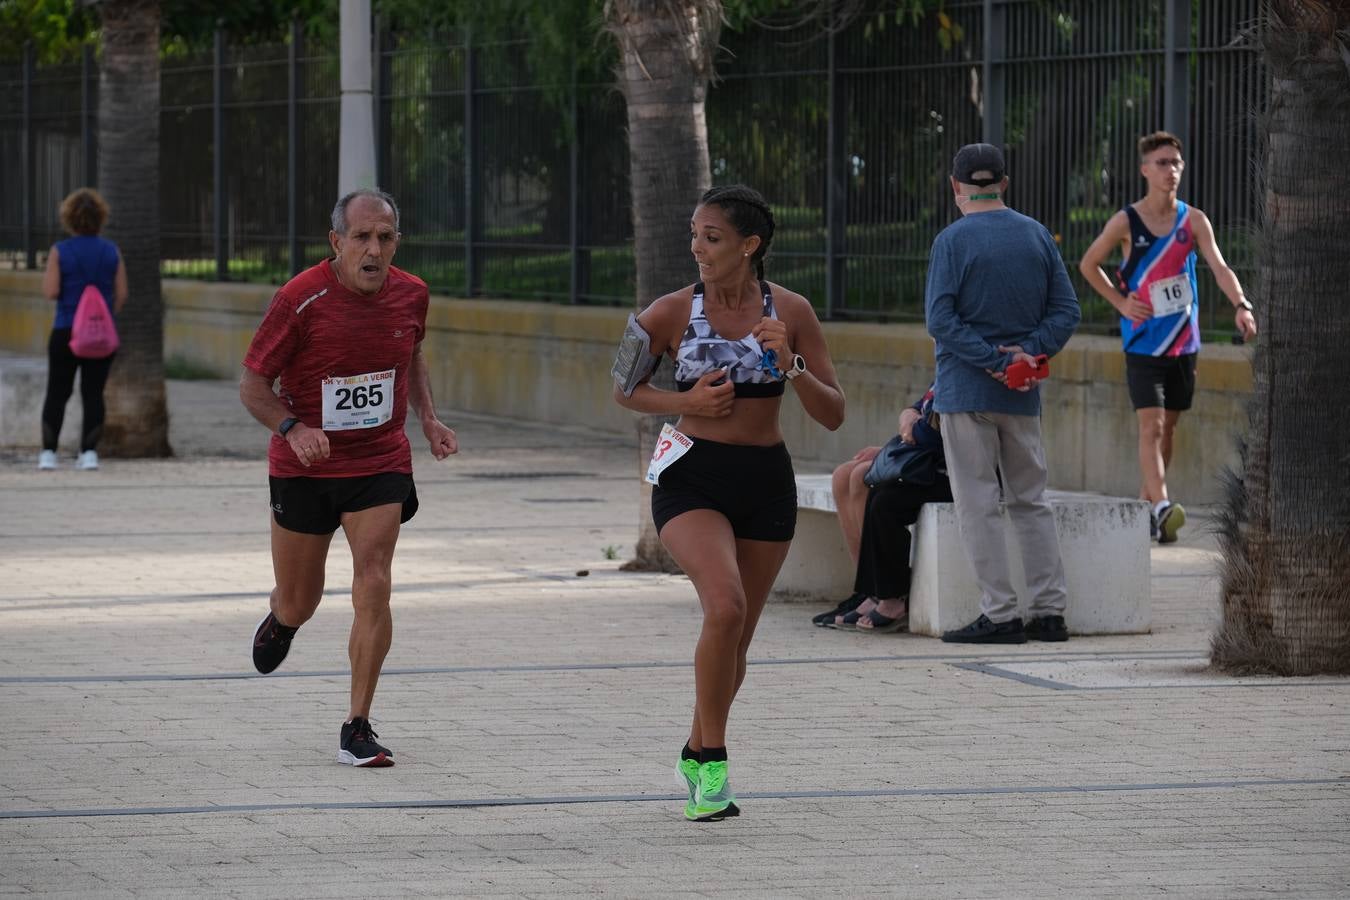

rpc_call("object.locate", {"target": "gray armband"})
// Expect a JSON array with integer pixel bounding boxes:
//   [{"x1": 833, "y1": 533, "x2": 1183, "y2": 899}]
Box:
[{"x1": 612, "y1": 314, "x2": 661, "y2": 397}]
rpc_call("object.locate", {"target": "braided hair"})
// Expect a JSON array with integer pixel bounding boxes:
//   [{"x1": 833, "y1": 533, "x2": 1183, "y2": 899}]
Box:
[{"x1": 699, "y1": 185, "x2": 776, "y2": 281}]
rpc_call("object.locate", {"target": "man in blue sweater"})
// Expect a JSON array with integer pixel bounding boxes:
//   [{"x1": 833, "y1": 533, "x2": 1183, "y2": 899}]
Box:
[{"x1": 925, "y1": 143, "x2": 1081, "y2": 643}]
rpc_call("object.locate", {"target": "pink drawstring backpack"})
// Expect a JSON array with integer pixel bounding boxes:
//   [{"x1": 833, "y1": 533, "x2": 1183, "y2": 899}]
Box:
[{"x1": 68, "y1": 283, "x2": 120, "y2": 359}]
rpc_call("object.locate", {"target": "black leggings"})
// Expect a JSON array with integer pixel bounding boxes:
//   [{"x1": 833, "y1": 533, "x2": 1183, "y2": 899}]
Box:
[
  {"x1": 853, "y1": 475, "x2": 954, "y2": 601},
  {"x1": 42, "y1": 328, "x2": 115, "y2": 452}
]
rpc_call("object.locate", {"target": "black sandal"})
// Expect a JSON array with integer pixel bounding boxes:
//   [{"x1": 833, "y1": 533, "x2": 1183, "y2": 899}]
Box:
[{"x1": 812, "y1": 592, "x2": 864, "y2": 627}]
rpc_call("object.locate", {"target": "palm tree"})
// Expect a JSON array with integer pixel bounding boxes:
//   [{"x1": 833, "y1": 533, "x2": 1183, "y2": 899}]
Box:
[
  {"x1": 1212, "y1": 0, "x2": 1350, "y2": 675},
  {"x1": 98, "y1": 0, "x2": 171, "y2": 456},
  {"x1": 604, "y1": 0, "x2": 722, "y2": 570}
]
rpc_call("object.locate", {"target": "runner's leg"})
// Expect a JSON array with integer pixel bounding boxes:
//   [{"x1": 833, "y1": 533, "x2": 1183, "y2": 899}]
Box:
[
  {"x1": 269, "y1": 518, "x2": 333, "y2": 627},
  {"x1": 1136, "y1": 406, "x2": 1167, "y2": 505},
  {"x1": 340, "y1": 502, "x2": 402, "y2": 720},
  {"x1": 660, "y1": 509, "x2": 743, "y2": 751}
]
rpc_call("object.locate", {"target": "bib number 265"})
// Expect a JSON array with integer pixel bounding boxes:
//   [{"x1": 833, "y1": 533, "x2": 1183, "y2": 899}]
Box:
[
  {"x1": 333, "y1": 383, "x2": 384, "y2": 410},
  {"x1": 322, "y1": 368, "x2": 395, "y2": 431}
]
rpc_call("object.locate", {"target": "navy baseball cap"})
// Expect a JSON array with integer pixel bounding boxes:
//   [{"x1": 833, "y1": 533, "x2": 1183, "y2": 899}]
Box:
[{"x1": 952, "y1": 143, "x2": 1006, "y2": 186}]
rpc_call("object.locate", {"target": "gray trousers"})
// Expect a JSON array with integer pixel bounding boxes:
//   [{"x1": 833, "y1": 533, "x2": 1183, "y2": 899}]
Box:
[{"x1": 942, "y1": 411, "x2": 1067, "y2": 623}]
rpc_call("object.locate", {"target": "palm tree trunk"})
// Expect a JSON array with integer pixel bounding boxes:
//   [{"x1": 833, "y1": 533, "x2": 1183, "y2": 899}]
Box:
[
  {"x1": 98, "y1": 0, "x2": 171, "y2": 457},
  {"x1": 605, "y1": 0, "x2": 721, "y2": 571},
  {"x1": 1213, "y1": 0, "x2": 1350, "y2": 674}
]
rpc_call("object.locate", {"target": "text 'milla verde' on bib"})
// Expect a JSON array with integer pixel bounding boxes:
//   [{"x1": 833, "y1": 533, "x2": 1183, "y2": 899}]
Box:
[{"x1": 1116, "y1": 200, "x2": 1201, "y2": 358}]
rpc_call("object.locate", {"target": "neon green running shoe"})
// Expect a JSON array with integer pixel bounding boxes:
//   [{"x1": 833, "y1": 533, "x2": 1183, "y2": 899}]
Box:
[
  {"x1": 677, "y1": 757, "x2": 701, "y2": 819},
  {"x1": 687, "y1": 760, "x2": 740, "y2": 822}
]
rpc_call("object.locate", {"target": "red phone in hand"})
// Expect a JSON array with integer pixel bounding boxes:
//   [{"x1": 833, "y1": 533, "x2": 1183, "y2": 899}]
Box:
[{"x1": 1004, "y1": 354, "x2": 1050, "y2": 389}]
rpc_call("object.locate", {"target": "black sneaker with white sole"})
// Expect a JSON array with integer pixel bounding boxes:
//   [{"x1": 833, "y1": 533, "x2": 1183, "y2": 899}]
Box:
[
  {"x1": 252, "y1": 611, "x2": 298, "y2": 674},
  {"x1": 339, "y1": 717, "x2": 395, "y2": 767}
]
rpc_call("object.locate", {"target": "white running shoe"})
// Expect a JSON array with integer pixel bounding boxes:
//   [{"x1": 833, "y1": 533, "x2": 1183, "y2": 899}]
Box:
[
  {"x1": 38, "y1": 449, "x2": 57, "y2": 470},
  {"x1": 76, "y1": 450, "x2": 99, "y2": 470}
]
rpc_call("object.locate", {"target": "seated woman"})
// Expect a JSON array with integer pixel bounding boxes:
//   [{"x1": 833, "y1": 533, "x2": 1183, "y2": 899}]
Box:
[
  {"x1": 808, "y1": 445, "x2": 879, "y2": 625},
  {"x1": 813, "y1": 382, "x2": 950, "y2": 632}
]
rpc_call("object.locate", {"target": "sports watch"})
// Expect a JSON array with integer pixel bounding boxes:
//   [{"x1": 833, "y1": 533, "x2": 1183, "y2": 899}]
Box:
[
  {"x1": 1236, "y1": 299, "x2": 1254, "y2": 313},
  {"x1": 783, "y1": 354, "x2": 807, "y2": 380},
  {"x1": 278, "y1": 417, "x2": 300, "y2": 437}
]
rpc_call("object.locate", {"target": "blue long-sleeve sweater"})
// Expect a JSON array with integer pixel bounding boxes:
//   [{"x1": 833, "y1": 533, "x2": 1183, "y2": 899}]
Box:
[{"x1": 924, "y1": 208, "x2": 1081, "y2": 416}]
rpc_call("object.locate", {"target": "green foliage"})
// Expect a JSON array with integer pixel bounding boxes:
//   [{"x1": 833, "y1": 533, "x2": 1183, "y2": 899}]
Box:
[{"x1": 0, "y1": 0, "x2": 97, "y2": 63}]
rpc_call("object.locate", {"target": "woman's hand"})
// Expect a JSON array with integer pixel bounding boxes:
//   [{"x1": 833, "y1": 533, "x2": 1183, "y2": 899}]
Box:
[
  {"x1": 683, "y1": 369, "x2": 734, "y2": 417},
  {"x1": 751, "y1": 317, "x2": 792, "y2": 363},
  {"x1": 898, "y1": 408, "x2": 921, "y2": 444}
]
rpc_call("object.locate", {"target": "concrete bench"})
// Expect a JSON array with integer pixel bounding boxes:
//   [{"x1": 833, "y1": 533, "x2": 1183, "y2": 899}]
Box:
[
  {"x1": 776, "y1": 474, "x2": 1151, "y2": 636},
  {"x1": 0, "y1": 353, "x2": 82, "y2": 453}
]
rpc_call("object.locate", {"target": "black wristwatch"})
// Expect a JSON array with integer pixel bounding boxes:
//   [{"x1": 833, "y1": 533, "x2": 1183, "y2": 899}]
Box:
[
  {"x1": 1236, "y1": 299, "x2": 1254, "y2": 313},
  {"x1": 278, "y1": 417, "x2": 300, "y2": 437}
]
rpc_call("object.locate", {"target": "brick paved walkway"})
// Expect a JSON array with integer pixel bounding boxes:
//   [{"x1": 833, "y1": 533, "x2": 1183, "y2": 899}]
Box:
[{"x1": 1, "y1": 380, "x2": 1347, "y2": 898}]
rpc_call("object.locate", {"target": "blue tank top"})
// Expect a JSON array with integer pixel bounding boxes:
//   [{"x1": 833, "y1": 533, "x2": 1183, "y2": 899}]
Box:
[
  {"x1": 54, "y1": 236, "x2": 119, "y2": 329},
  {"x1": 674, "y1": 281, "x2": 785, "y2": 399},
  {"x1": 1115, "y1": 203, "x2": 1200, "y2": 357}
]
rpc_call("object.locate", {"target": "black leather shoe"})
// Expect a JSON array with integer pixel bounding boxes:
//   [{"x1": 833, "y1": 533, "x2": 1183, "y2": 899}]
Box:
[
  {"x1": 1025, "y1": 614, "x2": 1069, "y2": 642},
  {"x1": 941, "y1": 614, "x2": 1026, "y2": 644}
]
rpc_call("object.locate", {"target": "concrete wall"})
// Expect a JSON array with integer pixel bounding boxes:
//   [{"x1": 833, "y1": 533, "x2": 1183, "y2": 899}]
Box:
[{"x1": 0, "y1": 270, "x2": 1255, "y2": 501}]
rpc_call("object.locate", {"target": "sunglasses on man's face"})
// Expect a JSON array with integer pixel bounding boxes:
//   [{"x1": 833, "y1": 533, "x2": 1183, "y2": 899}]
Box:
[{"x1": 1150, "y1": 158, "x2": 1184, "y2": 169}]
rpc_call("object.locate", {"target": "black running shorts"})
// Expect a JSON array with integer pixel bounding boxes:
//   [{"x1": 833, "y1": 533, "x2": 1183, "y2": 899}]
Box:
[
  {"x1": 1125, "y1": 351, "x2": 1198, "y2": 411},
  {"x1": 651, "y1": 438, "x2": 796, "y2": 542},
  {"x1": 269, "y1": 472, "x2": 418, "y2": 535}
]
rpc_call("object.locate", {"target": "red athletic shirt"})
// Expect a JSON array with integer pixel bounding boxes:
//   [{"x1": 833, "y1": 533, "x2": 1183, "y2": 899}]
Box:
[{"x1": 243, "y1": 259, "x2": 429, "y2": 478}]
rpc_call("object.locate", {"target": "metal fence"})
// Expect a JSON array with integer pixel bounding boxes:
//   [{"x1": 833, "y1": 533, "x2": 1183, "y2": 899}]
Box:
[{"x1": 1, "y1": 0, "x2": 1263, "y2": 336}]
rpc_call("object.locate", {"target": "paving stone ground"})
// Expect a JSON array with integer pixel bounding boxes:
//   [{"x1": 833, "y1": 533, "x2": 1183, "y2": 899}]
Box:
[{"x1": 1, "y1": 379, "x2": 1347, "y2": 898}]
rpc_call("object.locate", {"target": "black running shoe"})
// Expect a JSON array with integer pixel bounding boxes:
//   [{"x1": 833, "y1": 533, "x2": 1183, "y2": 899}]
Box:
[
  {"x1": 339, "y1": 717, "x2": 395, "y2": 767},
  {"x1": 941, "y1": 614, "x2": 1027, "y2": 644},
  {"x1": 1025, "y1": 614, "x2": 1069, "y2": 642},
  {"x1": 252, "y1": 611, "x2": 298, "y2": 674}
]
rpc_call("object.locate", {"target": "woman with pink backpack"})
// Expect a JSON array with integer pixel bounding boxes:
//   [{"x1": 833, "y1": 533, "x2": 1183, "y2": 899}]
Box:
[{"x1": 38, "y1": 188, "x2": 128, "y2": 471}]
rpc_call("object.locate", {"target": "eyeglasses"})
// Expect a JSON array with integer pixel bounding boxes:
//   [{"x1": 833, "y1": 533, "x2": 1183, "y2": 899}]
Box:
[{"x1": 1151, "y1": 158, "x2": 1185, "y2": 169}]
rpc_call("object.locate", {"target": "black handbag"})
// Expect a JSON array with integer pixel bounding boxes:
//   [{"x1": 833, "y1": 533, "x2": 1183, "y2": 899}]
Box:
[{"x1": 863, "y1": 434, "x2": 940, "y2": 488}]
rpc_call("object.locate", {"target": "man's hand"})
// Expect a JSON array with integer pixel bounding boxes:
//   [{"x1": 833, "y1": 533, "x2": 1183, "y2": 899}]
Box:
[
  {"x1": 423, "y1": 419, "x2": 458, "y2": 460},
  {"x1": 986, "y1": 344, "x2": 1024, "y2": 384},
  {"x1": 1119, "y1": 292, "x2": 1153, "y2": 326},
  {"x1": 898, "y1": 407, "x2": 920, "y2": 444},
  {"x1": 1004, "y1": 349, "x2": 1046, "y2": 393},
  {"x1": 1236, "y1": 306, "x2": 1257, "y2": 341},
  {"x1": 683, "y1": 369, "x2": 734, "y2": 417},
  {"x1": 285, "y1": 423, "x2": 331, "y2": 468}
]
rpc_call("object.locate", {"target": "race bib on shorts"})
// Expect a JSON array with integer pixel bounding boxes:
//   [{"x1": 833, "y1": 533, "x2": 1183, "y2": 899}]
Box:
[
  {"x1": 1148, "y1": 275, "x2": 1193, "y2": 318},
  {"x1": 645, "y1": 423, "x2": 694, "y2": 486},
  {"x1": 321, "y1": 369, "x2": 395, "y2": 431}
]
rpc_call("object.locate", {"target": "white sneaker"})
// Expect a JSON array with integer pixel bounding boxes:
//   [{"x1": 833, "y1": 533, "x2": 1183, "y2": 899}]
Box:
[
  {"x1": 76, "y1": 450, "x2": 99, "y2": 470},
  {"x1": 38, "y1": 450, "x2": 57, "y2": 470}
]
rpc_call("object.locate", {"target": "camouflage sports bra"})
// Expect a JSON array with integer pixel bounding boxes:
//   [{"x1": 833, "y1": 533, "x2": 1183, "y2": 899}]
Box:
[{"x1": 673, "y1": 281, "x2": 785, "y2": 399}]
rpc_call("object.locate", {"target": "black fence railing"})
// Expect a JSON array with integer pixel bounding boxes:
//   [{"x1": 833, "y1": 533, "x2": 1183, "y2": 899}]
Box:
[{"x1": 1, "y1": 0, "x2": 1263, "y2": 337}]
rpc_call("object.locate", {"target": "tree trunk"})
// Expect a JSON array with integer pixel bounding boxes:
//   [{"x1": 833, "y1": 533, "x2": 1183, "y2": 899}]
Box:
[
  {"x1": 1212, "y1": 0, "x2": 1350, "y2": 674},
  {"x1": 97, "y1": 0, "x2": 170, "y2": 457},
  {"x1": 605, "y1": 0, "x2": 721, "y2": 571}
]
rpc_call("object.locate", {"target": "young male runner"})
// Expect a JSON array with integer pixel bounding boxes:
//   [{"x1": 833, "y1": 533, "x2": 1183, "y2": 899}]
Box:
[
  {"x1": 1079, "y1": 131, "x2": 1257, "y2": 543},
  {"x1": 240, "y1": 189, "x2": 458, "y2": 767}
]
